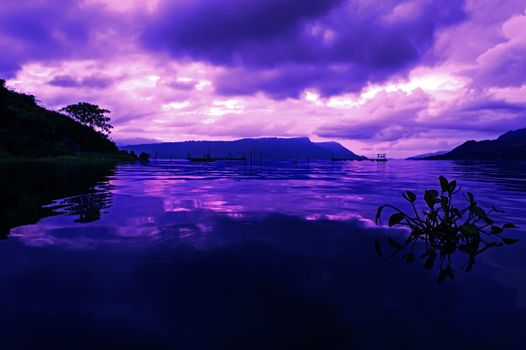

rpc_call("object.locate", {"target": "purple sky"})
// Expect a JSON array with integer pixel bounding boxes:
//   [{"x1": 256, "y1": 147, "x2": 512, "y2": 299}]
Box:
[{"x1": 2, "y1": 0, "x2": 526, "y2": 157}]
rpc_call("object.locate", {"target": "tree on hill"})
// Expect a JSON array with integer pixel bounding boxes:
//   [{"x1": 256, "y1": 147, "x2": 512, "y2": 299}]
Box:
[{"x1": 60, "y1": 102, "x2": 113, "y2": 137}]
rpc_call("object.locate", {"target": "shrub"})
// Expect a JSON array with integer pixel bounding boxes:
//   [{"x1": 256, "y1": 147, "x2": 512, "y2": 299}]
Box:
[{"x1": 138, "y1": 152, "x2": 150, "y2": 162}]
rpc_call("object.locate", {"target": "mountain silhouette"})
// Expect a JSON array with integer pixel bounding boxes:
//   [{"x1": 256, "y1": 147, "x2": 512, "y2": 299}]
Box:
[
  {"x1": 121, "y1": 137, "x2": 365, "y2": 160},
  {"x1": 426, "y1": 128, "x2": 526, "y2": 160},
  {"x1": 406, "y1": 150, "x2": 448, "y2": 160}
]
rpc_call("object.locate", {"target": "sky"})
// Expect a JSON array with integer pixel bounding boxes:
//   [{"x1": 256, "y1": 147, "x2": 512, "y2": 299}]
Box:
[{"x1": 1, "y1": 0, "x2": 525, "y2": 158}]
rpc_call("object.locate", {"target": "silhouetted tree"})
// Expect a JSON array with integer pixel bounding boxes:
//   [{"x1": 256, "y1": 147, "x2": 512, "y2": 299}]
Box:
[
  {"x1": 139, "y1": 152, "x2": 150, "y2": 161},
  {"x1": 60, "y1": 102, "x2": 113, "y2": 136}
]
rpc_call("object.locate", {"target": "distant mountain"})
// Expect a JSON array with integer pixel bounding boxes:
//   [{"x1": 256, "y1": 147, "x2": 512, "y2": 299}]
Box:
[
  {"x1": 0, "y1": 79, "x2": 117, "y2": 158},
  {"x1": 121, "y1": 137, "x2": 365, "y2": 160},
  {"x1": 406, "y1": 150, "x2": 448, "y2": 160},
  {"x1": 114, "y1": 137, "x2": 161, "y2": 147},
  {"x1": 426, "y1": 128, "x2": 526, "y2": 160}
]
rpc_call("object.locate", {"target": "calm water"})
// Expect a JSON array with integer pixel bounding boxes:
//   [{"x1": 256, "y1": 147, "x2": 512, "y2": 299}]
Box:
[{"x1": 1, "y1": 160, "x2": 526, "y2": 349}]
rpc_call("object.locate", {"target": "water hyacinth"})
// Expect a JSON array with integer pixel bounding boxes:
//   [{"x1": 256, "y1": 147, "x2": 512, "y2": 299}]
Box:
[{"x1": 375, "y1": 176, "x2": 519, "y2": 283}]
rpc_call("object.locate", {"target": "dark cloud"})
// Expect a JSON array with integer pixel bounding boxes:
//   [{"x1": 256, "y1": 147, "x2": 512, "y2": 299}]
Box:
[
  {"x1": 48, "y1": 75, "x2": 114, "y2": 89},
  {"x1": 143, "y1": 0, "x2": 467, "y2": 98},
  {"x1": 143, "y1": 0, "x2": 344, "y2": 63},
  {"x1": 463, "y1": 100, "x2": 526, "y2": 113},
  {"x1": 0, "y1": 0, "x2": 123, "y2": 78}
]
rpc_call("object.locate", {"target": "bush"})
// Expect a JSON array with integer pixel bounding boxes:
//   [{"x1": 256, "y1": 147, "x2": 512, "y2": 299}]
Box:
[{"x1": 138, "y1": 152, "x2": 150, "y2": 162}]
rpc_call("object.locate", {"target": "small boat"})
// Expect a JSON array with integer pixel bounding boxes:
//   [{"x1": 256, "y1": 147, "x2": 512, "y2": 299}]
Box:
[{"x1": 370, "y1": 153, "x2": 388, "y2": 162}]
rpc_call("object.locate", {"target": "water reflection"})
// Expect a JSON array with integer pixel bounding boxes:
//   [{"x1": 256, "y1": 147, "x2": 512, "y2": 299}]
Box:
[
  {"x1": 1, "y1": 160, "x2": 526, "y2": 348},
  {"x1": 59, "y1": 184, "x2": 113, "y2": 223},
  {"x1": 0, "y1": 162, "x2": 115, "y2": 238},
  {"x1": 2, "y1": 160, "x2": 526, "y2": 247}
]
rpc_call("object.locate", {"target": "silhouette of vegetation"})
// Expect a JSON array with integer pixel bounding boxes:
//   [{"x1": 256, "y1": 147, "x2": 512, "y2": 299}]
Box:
[
  {"x1": 375, "y1": 176, "x2": 519, "y2": 283},
  {"x1": 138, "y1": 152, "x2": 150, "y2": 161},
  {"x1": 0, "y1": 81, "x2": 118, "y2": 158},
  {"x1": 60, "y1": 102, "x2": 113, "y2": 137}
]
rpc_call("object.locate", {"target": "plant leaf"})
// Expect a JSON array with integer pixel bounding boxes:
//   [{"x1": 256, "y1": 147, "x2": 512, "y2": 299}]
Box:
[
  {"x1": 448, "y1": 180, "x2": 457, "y2": 194},
  {"x1": 424, "y1": 190, "x2": 439, "y2": 208},
  {"x1": 460, "y1": 223, "x2": 479, "y2": 236},
  {"x1": 437, "y1": 269, "x2": 447, "y2": 284},
  {"x1": 440, "y1": 196, "x2": 449, "y2": 212},
  {"x1": 406, "y1": 191, "x2": 417, "y2": 203},
  {"x1": 473, "y1": 206, "x2": 487, "y2": 219},
  {"x1": 388, "y1": 236, "x2": 403, "y2": 249},
  {"x1": 374, "y1": 239, "x2": 383, "y2": 256},
  {"x1": 466, "y1": 257, "x2": 475, "y2": 272},
  {"x1": 502, "y1": 237, "x2": 519, "y2": 244},
  {"x1": 503, "y1": 223, "x2": 517, "y2": 229},
  {"x1": 439, "y1": 176, "x2": 449, "y2": 193},
  {"x1": 491, "y1": 226, "x2": 503, "y2": 234},
  {"x1": 445, "y1": 267, "x2": 455, "y2": 280},
  {"x1": 375, "y1": 206, "x2": 384, "y2": 224},
  {"x1": 492, "y1": 206, "x2": 504, "y2": 213},
  {"x1": 388, "y1": 213, "x2": 406, "y2": 227},
  {"x1": 405, "y1": 252, "x2": 415, "y2": 263},
  {"x1": 423, "y1": 254, "x2": 435, "y2": 270}
]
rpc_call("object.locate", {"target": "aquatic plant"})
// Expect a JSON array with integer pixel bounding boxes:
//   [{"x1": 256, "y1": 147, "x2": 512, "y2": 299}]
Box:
[{"x1": 375, "y1": 176, "x2": 518, "y2": 283}]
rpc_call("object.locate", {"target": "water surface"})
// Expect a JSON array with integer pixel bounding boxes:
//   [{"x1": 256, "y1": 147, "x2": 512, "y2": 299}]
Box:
[{"x1": 1, "y1": 160, "x2": 526, "y2": 349}]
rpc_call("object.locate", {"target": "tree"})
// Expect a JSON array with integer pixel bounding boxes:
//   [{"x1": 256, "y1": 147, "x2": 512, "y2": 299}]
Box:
[
  {"x1": 138, "y1": 152, "x2": 150, "y2": 161},
  {"x1": 60, "y1": 102, "x2": 113, "y2": 136}
]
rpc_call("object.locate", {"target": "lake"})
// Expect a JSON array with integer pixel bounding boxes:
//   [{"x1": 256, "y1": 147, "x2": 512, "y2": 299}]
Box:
[{"x1": 1, "y1": 159, "x2": 526, "y2": 349}]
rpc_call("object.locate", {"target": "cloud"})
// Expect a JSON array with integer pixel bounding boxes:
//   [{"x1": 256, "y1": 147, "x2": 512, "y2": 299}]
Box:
[
  {"x1": 316, "y1": 89, "x2": 429, "y2": 141},
  {"x1": 3, "y1": 0, "x2": 526, "y2": 158},
  {"x1": 48, "y1": 74, "x2": 114, "y2": 89},
  {"x1": 142, "y1": 0, "x2": 467, "y2": 97},
  {"x1": 469, "y1": 13, "x2": 526, "y2": 89},
  {"x1": 0, "y1": 0, "x2": 131, "y2": 78}
]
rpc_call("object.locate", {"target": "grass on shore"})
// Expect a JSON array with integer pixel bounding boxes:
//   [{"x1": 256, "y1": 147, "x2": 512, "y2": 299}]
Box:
[{"x1": 0, "y1": 151, "x2": 144, "y2": 164}]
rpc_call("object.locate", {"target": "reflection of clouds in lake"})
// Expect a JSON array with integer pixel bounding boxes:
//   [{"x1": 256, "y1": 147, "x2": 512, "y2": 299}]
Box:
[{"x1": 10, "y1": 160, "x2": 526, "y2": 253}]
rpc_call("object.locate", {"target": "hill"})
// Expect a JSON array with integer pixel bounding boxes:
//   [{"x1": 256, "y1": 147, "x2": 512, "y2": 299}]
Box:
[
  {"x1": 426, "y1": 128, "x2": 526, "y2": 160},
  {"x1": 406, "y1": 150, "x2": 448, "y2": 160},
  {"x1": 121, "y1": 137, "x2": 365, "y2": 160},
  {"x1": 0, "y1": 79, "x2": 118, "y2": 158}
]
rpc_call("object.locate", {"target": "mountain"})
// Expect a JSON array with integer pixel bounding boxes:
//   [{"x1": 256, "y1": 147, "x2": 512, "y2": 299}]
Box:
[
  {"x1": 426, "y1": 128, "x2": 526, "y2": 160},
  {"x1": 0, "y1": 79, "x2": 118, "y2": 158},
  {"x1": 406, "y1": 150, "x2": 448, "y2": 160},
  {"x1": 121, "y1": 137, "x2": 365, "y2": 160},
  {"x1": 114, "y1": 137, "x2": 161, "y2": 147}
]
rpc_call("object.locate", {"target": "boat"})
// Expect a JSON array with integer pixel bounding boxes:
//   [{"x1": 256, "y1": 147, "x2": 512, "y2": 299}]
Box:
[{"x1": 370, "y1": 153, "x2": 388, "y2": 162}]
